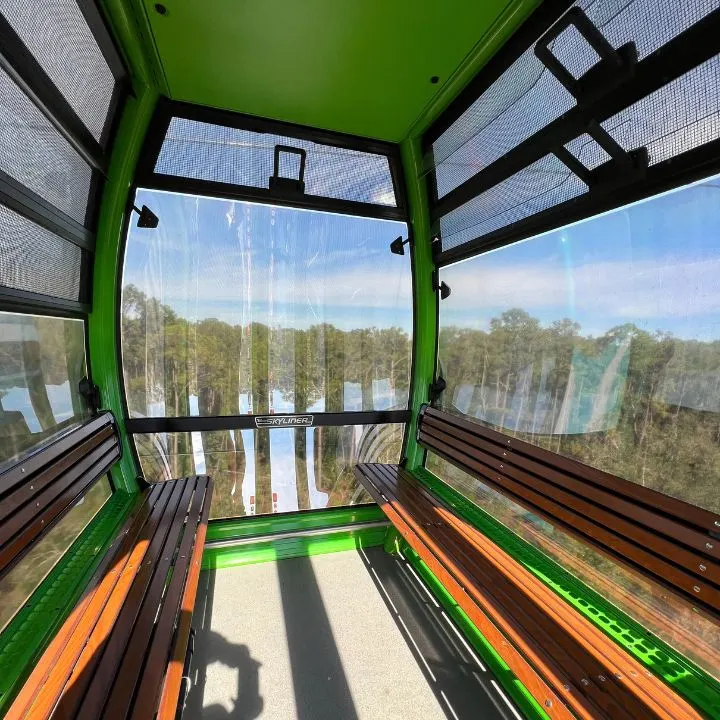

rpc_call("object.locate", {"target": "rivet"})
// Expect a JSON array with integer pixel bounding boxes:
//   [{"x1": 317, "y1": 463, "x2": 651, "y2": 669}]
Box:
[
  {"x1": 614, "y1": 673, "x2": 622, "y2": 679},
  {"x1": 714, "y1": 520, "x2": 720, "y2": 528},
  {"x1": 598, "y1": 675, "x2": 606, "y2": 682},
  {"x1": 581, "y1": 678, "x2": 590, "y2": 686},
  {"x1": 545, "y1": 700, "x2": 553, "y2": 708},
  {"x1": 29, "y1": 485, "x2": 34, "y2": 490},
  {"x1": 706, "y1": 542, "x2": 714, "y2": 550},
  {"x1": 36, "y1": 502, "x2": 40, "y2": 507},
  {"x1": 693, "y1": 585, "x2": 701, "y2": 593},
  {"x1": 500, "y1": 464, "x2": 504, "y2": 469},
  {"x1": 503, "y1": 452, "x2": 507, "y2": 457},
  {"x1": 699, "y1": 564, "x2": 707, "y2": 572}
]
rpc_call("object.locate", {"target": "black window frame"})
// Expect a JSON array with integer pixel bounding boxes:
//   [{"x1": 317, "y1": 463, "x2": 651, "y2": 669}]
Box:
[
  {"x1": 423, "y1": 0, "x2": 720, "y2": 267},
  {"x1": 135, "y1": 97, "x2": 408, "y2": 223},
  {"x1": 0, "y1": 0, "x2": 129, "y2": 317}
]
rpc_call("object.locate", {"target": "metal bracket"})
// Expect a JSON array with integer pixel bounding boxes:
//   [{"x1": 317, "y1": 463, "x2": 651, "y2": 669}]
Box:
[
  {"x1": 429, "y1": 377, "x2": 447, "y2": 403},
  {"x1": 270, "y1": 145, "x2": 307, "y2": 195},
  {"x1": 535, "y1": 7, "x2": 637, "y2": 105},
  {"x1": 78, "y1": 376, "x2": 101, "y2": 415},
  {"x1": 432, "y1": 269, "x2": 451, "y2": 299}
]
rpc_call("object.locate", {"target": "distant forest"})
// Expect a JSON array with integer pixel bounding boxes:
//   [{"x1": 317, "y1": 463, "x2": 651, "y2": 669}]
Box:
[{"x1": 122, "y1": 285, "x2": 720, "y2": 516}]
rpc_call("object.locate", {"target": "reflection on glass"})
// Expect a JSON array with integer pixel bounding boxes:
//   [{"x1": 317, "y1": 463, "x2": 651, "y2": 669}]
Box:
[
  {"x1": 0, "y1": 312, "x2": 89, "y2": 470},
  {"x1": 0, "y1": 476, "x2": 111, "y2": 633},
  {"x1": 121, "y1": 189, "x2": 412, "y2": 420},
  {"x1": 136, "y1": 423, "x2": 403, "y2": 519},
  {"x1": 426, "y1": 453, "x2": 720, "y2": 683},
  {"x1": 439, "y1": 176, "x2": 720, "y2": 512}
]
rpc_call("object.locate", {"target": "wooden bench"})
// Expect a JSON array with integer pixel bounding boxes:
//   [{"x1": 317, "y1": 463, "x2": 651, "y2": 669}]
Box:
[
  {"x1": 1, "y1": 414, "x2": 213, "y2": 720},
  {"x1": 355, "y1": 414, "x2": 708, "y2": 720},
  {"x1": 417, "y1": 406, "x2": 720, "y2": 616}
]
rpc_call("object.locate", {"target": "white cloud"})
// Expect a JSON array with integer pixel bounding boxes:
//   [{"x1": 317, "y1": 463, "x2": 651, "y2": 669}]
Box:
[{"x1": 445, "y1": 255, "x2": 720, "y2": 321}]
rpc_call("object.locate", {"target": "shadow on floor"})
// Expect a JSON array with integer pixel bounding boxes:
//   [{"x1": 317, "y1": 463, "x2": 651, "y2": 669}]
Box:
[
  {"x1": 185, "y1": 570, "x2": 264, "y2": 720},
  {"x1": 276, "y1": 554, "x2": 359, "y2": 720},
  {"x1": 358, "y1": 546, "x2": 519, "y2": 720}
]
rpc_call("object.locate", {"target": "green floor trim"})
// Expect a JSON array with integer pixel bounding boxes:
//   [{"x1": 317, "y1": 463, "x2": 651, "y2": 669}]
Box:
[
  {"x1": 0, "y1": 491, "x2": 136, "y2": 717},
  {"x1": 206, "y1": 504, "x2": 385, "y2": 543},
  {"x1": 203, "y1": 524, "x2": 389, "y2": 571},
  {"x1": 400, "y1": 543, "x2": 549, "y2": 720},
  {"x1": 413, "y1": 467, "x2": 720, "y2": 719}
]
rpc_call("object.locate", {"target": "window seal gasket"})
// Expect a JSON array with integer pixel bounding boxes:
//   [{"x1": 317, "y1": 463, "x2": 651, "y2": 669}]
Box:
[{"x1": 135, "y1": 97, "x2": 409, "y2": 223}]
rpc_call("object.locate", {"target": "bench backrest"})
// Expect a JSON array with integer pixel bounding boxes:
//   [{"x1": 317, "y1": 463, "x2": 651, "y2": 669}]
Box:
[
  {"x1": 0, "y1": 413, "x2": 121, "y2": 580},
  {"x1": 417, "y1": 405, "x2": 720, "y2": 617}
]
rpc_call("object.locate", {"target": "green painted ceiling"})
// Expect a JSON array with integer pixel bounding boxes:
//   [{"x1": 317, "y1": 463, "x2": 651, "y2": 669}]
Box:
[{"x1": 139, "y1": 0, "x2": 524, "y2": 141}]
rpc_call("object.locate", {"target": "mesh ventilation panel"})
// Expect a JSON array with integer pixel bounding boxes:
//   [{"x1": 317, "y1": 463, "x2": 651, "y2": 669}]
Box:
[
  {"x1": 0, "y1": 0, "x2": 117, "y2": 142},
  {"x1": 602, "y1": 55, "x2": 720, "y2": 165},
  {"x1": 155, "y1": 118, "x2": 397, "y2": 206},
  {"x1": 0, "y1": 67, "x2": 93, "y2": 223},
  {"x1": 431, "y1": 0, "x2": 720, "y2": 199},
  {"x1": 439, "y1": 155, "x2": 587, "y2": 252},
  {"x1": 0, "y1": 203, "x2": 82, "y2": 301}
]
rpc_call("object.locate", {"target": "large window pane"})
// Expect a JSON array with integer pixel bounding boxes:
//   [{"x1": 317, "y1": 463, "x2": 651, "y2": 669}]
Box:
[
  {"x1": 0, "y1": 312, "x2": 89, "y2": 469},
  {"x1": 0, "y1": 475, "x2": 111, "y2": 633},
  {"x1": 426, "y1": 453, "x2": 720, "y2": 684},
  {"x1": 438, "y1": 176, "x2": 720, "y2": 512},
  {"x1": 121, "y1": 189, "x2": 412, "y2": 418},
  {"x1": 136, "y1": 423, "x2": 403, "y2": 519}
]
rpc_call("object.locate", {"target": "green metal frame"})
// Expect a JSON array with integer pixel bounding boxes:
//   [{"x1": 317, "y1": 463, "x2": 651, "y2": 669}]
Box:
[
  {"x1": 413, "y1": 466, "x2": 720, "y2": 719},
  {"x1": 0, "y1": 491, "x2": 136, "y2": 716},
  {"x1": 207, "y1": 504, "x2": 385, "y2": 543},
  {"x1": 203, "y1": 522, "x2": 389, "y2": 571},
  {"x1": 401, "y1": 136, "x2": 436, "y2": 472}
]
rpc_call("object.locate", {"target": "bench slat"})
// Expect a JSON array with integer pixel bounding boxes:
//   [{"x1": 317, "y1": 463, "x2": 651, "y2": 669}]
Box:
[
  {"x1": 156, "y1": 478, "x2": 212, "y2": 720},
  {"x1": 356, "y1": 462, "x2": 704, "y2": 720},
  {"x1": 4, "y1": 484, "x2": 165, "y2": 720},
  {"x1": 132, "y1": 476, "x2": 212, "y2": 720},
  {"x1": 75, "y1": 479, "x2": 196, "y2": 719}
]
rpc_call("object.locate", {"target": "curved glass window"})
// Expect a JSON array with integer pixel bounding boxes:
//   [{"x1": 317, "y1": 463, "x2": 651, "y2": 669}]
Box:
[
  {"x1": 437, "y1": 175, "x2": 720, "y2": 512},
  {"x1": 121, "y1": 189, "x2": 412, "y2": 517}
]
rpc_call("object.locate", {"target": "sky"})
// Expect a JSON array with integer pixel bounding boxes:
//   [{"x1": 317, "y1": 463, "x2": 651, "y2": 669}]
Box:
[
  {"x1": 123, "y1": 189, "x2": 413, "y2": 332},
  {"x1": 442, "y1": 176, "x2": 720, "y2": 341},
  {"x1": 124, "y1": 173, "x2": 720, "y2": 344}
]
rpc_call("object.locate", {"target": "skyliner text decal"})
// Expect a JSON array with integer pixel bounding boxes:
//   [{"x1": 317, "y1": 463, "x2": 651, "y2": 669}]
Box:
[{"x1": 254, "y1": 415, "x2": 314, "y2": 428}]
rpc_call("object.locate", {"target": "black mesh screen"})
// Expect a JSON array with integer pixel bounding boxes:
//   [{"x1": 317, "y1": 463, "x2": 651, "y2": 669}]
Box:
[
  {"x1": 0, "y1": 203, "x2": 82, "y2": 301},
  {"x1": 155, "y1": 118, "x2": 397, "y2": 207},
  {"x1": 1, "y1": 0, "x2": 116, "y2": 142},
  {"x1": 432, "y1": 0, "x2": 719, "y2": 197},
  {"x1": 439, "y1": 155, "x2": 587, "y2": 251},
  {"x1": 0, "y1": 66, "x2": 93, "y2": 223},
  {"x1": 429, "y1": 0, "x2": 720, "y2": 256}
]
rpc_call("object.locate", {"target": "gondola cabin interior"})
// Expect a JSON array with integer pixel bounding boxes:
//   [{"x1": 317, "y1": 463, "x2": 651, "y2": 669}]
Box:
[{"x1": 0, "y1": 0, "x2": 719, "y2": 718}]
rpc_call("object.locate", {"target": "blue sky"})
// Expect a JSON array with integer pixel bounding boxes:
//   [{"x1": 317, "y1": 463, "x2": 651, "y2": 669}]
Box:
[
  {"x1": 442, "y1": 176, "x2": 720, "y2": 341},
  {"x1": 124, "y1": 189, "x2": 413, "y2": 332},
  {"x1": 124, "y1": 175, "x2": 720, "y2": 342}
]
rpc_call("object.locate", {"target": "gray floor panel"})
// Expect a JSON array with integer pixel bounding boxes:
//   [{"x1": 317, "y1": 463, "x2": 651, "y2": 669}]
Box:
[{"x1": 185, "y1": 547, "x2": 520, "y2": 720}]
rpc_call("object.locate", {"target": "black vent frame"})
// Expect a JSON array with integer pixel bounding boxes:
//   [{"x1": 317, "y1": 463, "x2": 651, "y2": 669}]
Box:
[
  {"x1": 423, "y1": 0, "x2": 720, "y2": 266},
  {"x1": 136, "y1": 98, "x2": 407, "y2": 223},
  {"x1": 0, "y1": 0, "x2": 128, "y2": 315}
]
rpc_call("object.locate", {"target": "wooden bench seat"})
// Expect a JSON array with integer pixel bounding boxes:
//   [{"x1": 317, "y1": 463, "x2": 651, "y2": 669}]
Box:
[
  {"x1": 1, "y1": 415, "x2": 213, "y2": 720},
  {"x1": 354, "y1": 462, "x2": 703, "y2": 720}
]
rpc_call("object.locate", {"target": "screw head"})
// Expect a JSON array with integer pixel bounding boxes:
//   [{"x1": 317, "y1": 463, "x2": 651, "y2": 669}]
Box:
[
  {"x1": 693, "y1": 585, "x2": 701, "y2": 593},
  {"x1": 545, "y1": 700, "x2": 553, "y2": 708},
  {"x1": 699, "y1": 564, "x2": 707, "y2": 572},
  {"x1": 706, "y1": 542, "x2": 714, "y2": 550}
]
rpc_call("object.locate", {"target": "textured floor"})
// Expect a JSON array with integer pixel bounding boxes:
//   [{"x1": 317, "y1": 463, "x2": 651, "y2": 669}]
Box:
[{"x1": 185, "y1": 547, "x2": 520, "y2": 720}]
